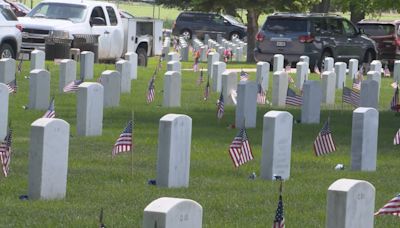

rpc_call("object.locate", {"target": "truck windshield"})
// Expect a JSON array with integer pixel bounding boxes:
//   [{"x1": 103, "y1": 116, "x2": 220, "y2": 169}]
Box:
[{"x1": 27, "y1": 3, "x2": 86, "y2": 23}]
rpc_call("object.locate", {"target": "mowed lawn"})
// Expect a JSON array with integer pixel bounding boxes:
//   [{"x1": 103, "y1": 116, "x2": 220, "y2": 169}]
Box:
[{"x1": 0, "y1": 55, "x2": 399, "y2": 227}]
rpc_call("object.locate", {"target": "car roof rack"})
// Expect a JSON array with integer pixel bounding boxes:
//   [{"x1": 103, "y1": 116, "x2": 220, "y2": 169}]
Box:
[{"x1": 271, "y1": 12, "x2": 341, "y2": 17}]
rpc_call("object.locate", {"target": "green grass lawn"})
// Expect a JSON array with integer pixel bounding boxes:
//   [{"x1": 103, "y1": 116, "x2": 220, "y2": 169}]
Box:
[{"x1": 0, "y1": 56, "x2": 399, "y2": 227}]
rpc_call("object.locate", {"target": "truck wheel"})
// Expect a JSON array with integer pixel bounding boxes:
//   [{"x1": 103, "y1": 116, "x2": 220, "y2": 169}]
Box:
[
  {"x1": 137, "y1": 48, "x2": 147, "y2": 67},
  {"x1": 0, "y1": 43, "x2": 15, "y2": 59}
]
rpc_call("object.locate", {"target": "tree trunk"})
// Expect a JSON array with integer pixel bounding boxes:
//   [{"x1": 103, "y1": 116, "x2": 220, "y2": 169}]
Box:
[
  {"x1": 311, "y1": 0, "x2": 330, "y2": 13},
  {"x1": 246, "y1": 8, "x2": 260, "y2": 63},
  {"x1": 349, "y1": 3, "x2": 365, "y2": 24}
]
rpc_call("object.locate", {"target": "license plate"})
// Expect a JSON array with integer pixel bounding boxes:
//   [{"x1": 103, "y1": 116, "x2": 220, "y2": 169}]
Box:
[{"x1": 276, "y1": 41, "x2": 286, "y2": 47}]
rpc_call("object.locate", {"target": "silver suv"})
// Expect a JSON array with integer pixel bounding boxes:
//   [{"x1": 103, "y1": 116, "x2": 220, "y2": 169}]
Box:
[
  {"x1": 0, "y1": 2, "x2": 22, "y2": 59},
  {"x1": 254, "y1": 13, "x2": 377, "y2": 71}
]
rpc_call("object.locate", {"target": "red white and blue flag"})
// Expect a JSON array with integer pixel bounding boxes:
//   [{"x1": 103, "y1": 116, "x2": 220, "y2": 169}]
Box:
[
  {"x1": 257, "y1": 83, "x2": 266, "y2": 105},
  {"x1": 393, "y1": 129, "x2": 400, "y2": 145},
  {"x1": 240, "y1": 70, "x2": 249, "y2": 81},
  {"x1": 273, "y1": 193, "x2": 285, "y2": 228},
  {"x1": 42, "y1": 97, "x2": 56, "y2": 118},
  {"x1": 0, "y1": 129, "x2": 12, "y2": 177},
  {"x1": 112, "y1": 121, "x2": 133, "y2": 157},
  {"x1": 313, "y1": 120, "x2": 336, "y2": 156},
  {"x1": 216, "y1": 91, "x2": 224, "y2": 119},
  {"x1": 63, "y1": 79, "x2": 83, "y2": 93},
  {"x1": 228, "y1": 128, "x2": 253, "y2": 167},
  {"x1": 285, "y1": 87, "x2": 302, "y2": 106},
  {"x1": 390, "y1": 87, "x2": 399, "y2": 112},
  {"x1": 375, "y1": 194, "x2": 400, "y2": 216},
  {"x1": 147, "y1": 76, "x2": 155, "y2": 103},
  {"x1": 7, "y1": 79, "x2": 17, "y2": 93},
  {"x1": 342, "y1": 87, "x2": 360, "y2": 108}
]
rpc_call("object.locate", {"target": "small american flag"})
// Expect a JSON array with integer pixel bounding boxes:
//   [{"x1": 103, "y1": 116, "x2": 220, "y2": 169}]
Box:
[
  {"x1": 216, "y1": 91, "x2": 224, "y2": 119},
  {"x1": 197, "y1": 69, "x2": 204, "y2": 85},
  {"x1": 42, "y1": 97, "x2": 56, "y2": 118},
  {"x1": 357, "y1": 66, "x2": 364, "y2": 81},
  {"x1": 112, "y1": 121, "x2": 133, "y2": 157},
  {"x1": 193, "y1": 50, "x2": 200, "y2": 72},
  {"x1": 7, "y1": 79, "x2": 17, "y2": 93},
  {"x1": 146, "y1": 76, "x2": 155, "y2": 103},
  {"x1": 313, "y1": 120, "x2": 336, "y2": 156},
  {"x1": 257, "y1": 83, "x2": 266, "y2": 104},
  {"x1": 390, "y1": 87, "x2": 399, "y2": 112},
  {"x1": 240, "y1": 70, "x2": 249, "y2": 81},
  {"x1": 394, "y1": 129, "x2": 400, "y2": 145},
  {"x1": 228, "y1": 127, "x2": 253, "y2": 168},
  {"x1": 204, "y1": 77, "x2": 210, "y2": 100},
  {"x1": 0, "y1": 129, "x2": 12, "y2": 177},
  {"x1": 375, "y1": 194, "x2": 400, "y2": 216},
  {"x1": 17, "y1": 58, "x2": 23, "y2": 73},
  {"x1": 384, "y1": 65, "x2": 391, "y2": 77},
  {"x1": 285, "y1": 87, "x2": 302, "y2": 106},
  {"x1": 342, "y1": 87, "x2": 360, "y2": 108},
  {"x1": 63, "y1": 79, "x2": 83, "y2": 93},
  {"x1": 273, "y1": 194, "x2": 285, "y2": 228}
]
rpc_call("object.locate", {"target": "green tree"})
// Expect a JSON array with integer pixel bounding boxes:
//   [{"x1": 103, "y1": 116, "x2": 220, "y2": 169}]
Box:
[{"x1": 157, "y1": 0, "x2": 318, "y2": 62}]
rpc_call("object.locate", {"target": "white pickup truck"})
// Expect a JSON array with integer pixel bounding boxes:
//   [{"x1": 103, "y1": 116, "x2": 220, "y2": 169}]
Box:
[{"x1": 18, "y1": 0, "x2": 163, "y2": 65}]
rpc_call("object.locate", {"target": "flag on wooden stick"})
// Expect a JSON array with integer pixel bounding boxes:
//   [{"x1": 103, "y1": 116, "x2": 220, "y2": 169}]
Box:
[
  {"x1": 273, "y1": 179, "x2": 285, "y2": 228},
  {"x1": 228, "y1": 127, "x2": 253, "y2": 167},
  {"x1": 216, "y1": 91, "x2": 224, "y2": 119},
  {"x1": 390, "y1": 86, "x2": 400, "y2": 112},
  {"x1": 112, "y1": 120, "x2": 133, "y2": 157},
  {"x1": 146, "y1": 76, "x2": 155, "y2": 103},
  {"x1": 7, "y1": 79, "x2": 17, "y2": 93}
]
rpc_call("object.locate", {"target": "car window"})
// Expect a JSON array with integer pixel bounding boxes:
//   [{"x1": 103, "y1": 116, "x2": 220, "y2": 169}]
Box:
[
  {"x1": 90, "y1": 6, "x2": 107, "y2": 26},
  {"x1": 328, "y1": 19, "x2": 344, "y2": 35},
  {"x1": 263, "y1": 18, "x2": 307, "y2": 32},
  {"x1": 28, "y1": 3, "x2": 86, "y2": 23},
  {"x1": 211, "y1": 15, "x2": 224, "y2": 25},
  {"x1": 0, "y1": 7, "x2": 17, "y2": 21},
  {"x1": 342, "y1": 20, "x2": 357, "y2": 36},
  {"x1": 311, "y1": 18, "x2": 328, "y2": 35},
  {"x1": 358, "y1": 24, "x2": 394, "y2": 36},
  {"x1": 178, "y1": 13, "x2": 194, "y2": 21},
  {"x1": 106, "y1": 6, "x2": 117, "y2": 26}
]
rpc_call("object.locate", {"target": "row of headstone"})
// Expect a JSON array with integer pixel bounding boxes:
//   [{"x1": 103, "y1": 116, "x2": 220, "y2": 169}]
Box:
[
  {"x1": 0, "y1": 83, "x2": 8, "y2": 140},
  {"x1": 191, "y1": 38, "x2": 207, "y2": 62},
  {"x1": 218, "y1": 37, "x2": 247, "y2": 62},
  {"x1": 162, "y1": 37, "x2": 171, "y2": 58},
  {"x1": 178, "y1": 36, "x2": 189, "y2": 61}
]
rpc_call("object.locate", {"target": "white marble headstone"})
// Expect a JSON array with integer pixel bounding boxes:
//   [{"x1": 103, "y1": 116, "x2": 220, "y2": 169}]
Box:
[
  {"x1": 0, "y1": 58, "x2": 16, "y2": 84},
  {"x1": 76, "y1": 82, "x2": 103, "y2": 136},
  {"x1": 125, "y1": 52, "x2": 138, "y2": 80},
  {"x1": 0, "y1": 83, "x2": 9, "y2": 140},
  {"x1": 167, "y1": 60, "x2": 181, "y2": 73},
  {"x1": 99, "y1": 70, "x2": 121, "y2": 108},
  {"x1": 360, "y1": 79, "x2": 379, "y2": 109},
  {"x1": 235, "y1": 81, "x2": 257, "y2": 128},
  {"x1": 351, "y1": 107, "x2": 378, "y2": 171},
  {"x1": 272, "y1": 71, "x2": 288, "y2": 107},
  {"x1": 143, "y1": 197, "x2": 202, "y2": 228},
  {"x1": 261, "y1": 111, "x2": 293, "y2": 180},
  {"x1": 212, "y1": 61, "x2": 226, "y2": 92},
  {"x1": 321, "y1": 71, "x2": 336, "y2": 104},
  {"x1": 163, "y1": 71, "x2": 181, "y2": 107},
  {"x1": 30, "y1": 49, "x2": 45, "y2": 71},
  {"x1": 394, "y1": 60, "x2": 400, "y2": 83},
  {"x1": 59, "y1": 59, "x2": 76, "y2": 93},
  {"x1": 296, "y1": 61, "x2": 308, "y2": 89},
  {"x1": 116, "y1": 60, "x2": 131, "y2": 93},
  {"x1": 301, "y1": 80, "x2": 321, "y2": 124},
  {"x1": 256, "y1": 61, "x2": 270, "y2": 90},
  {"x1": 273, "y1": 54, "x2": 284, "y2": 72},
  {"x1": 348, "y1": 59, "x2": 359, "y2": 79},
  {"x1": 80, "y1": 51, "x2": 94, "y2": 80},
  {"x1": 157, "y1": 114, "x2": 192, "y2": 188},
  {"x1": 207, "y1": 52, "x2": 220, "y2": 78},
  {"x1": 222, "y1": 71, "x2": 238, "y2": 106},
  {"x1": 28, "y1": 118, "x2": 70, "y2": 200},
  {"x1": 323, "y1": 57, "x2": 334, "y2": 72},
  {"x1": 29, "y1": 69, "x2": 50, "y2": 110},
  {"x1": 334, "y1": 62, "x2": 346, "y2": 89},
  {"x1": 326, "y1": 178, "x2": 375, "y2": 228}
]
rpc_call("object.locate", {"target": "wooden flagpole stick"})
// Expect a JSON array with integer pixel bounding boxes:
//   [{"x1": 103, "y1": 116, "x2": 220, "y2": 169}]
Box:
[{"x1": 131, "y1": 109, "x2": 135, "y2": 177}]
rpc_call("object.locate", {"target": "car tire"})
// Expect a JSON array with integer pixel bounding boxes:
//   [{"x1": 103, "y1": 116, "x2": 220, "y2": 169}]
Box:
[
  {"x1": 180, "y1": 29, "x2": 192, "y2": 40},
  {"x1": 0, "y1": 43, "x2": 15, "y2": 59},
  {"x1": 229, "y1": 32, "x2": 240, "y2": 40},
  {"x1": 137, "y1": 47, "x2": 147, "y2": 67}
]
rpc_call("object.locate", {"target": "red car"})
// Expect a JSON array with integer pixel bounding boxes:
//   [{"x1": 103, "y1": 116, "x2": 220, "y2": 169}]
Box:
[{"x1": 357, "y1": 20, "x2": 400, "y2": 67}]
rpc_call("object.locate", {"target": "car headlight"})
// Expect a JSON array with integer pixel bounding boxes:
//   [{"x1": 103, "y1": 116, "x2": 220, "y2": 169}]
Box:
[{"x1": 49, "y1": 30, "x2": 69, "y2": 39}]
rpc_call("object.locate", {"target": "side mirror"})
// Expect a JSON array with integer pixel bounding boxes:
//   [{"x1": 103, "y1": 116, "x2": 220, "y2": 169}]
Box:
[{"x1": 90, "y1": 17, "x2": 106, "y2": 26}]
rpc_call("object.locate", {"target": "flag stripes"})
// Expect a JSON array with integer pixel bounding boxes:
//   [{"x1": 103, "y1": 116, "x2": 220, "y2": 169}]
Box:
[
  {"x1": 112, "y1": 121, "x2": 133, "y2": 157},
  {"x1": 390, "y1": 87, "x2": 399, "y2": 112},
  {"x1": 342, "y1": 87, "x2": 360, "y2": 107},
  {"x1": 63, "y1": 80, "x2": 83, "y2": 93},
  {"x1": 147, "y1": 77, "x2": 155, "y2": 103},
  {"x1": 42, "y1": 97, "x2": 56, "y2": 118},
  {"x1": 394, "y1": 129, "x2": 400, "y2": 145},
  {"x1": 257, "y1": 83, "x2": 266, "y2": 104},
  {"x1": 375, "y1": 194, "x2": 400, "y2": 216},
  {"x1": 273, "y1": 194, "x2": 285, "y2": 228},
  {"x1": 286, "y1": 87, "x2": 302, "y2": 106},
  {"x1": 0, "y1": 129, "x2": 12, "y2": 177},
  {"x1": 216, "y1": 92, "x2": 224, "y2": 119},
  {"x1": 228, "y1": 128, "x2": 253, "y2": 167},
  {"x1": 313, "y1": 120, "x2": 336, "y2": 156}
]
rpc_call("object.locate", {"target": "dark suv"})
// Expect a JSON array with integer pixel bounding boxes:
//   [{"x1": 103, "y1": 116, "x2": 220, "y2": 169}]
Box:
[
  {"x1": 357, "y1": 20, "x2": 400, "y2": 67},
  {"x1": 254, "y1": 13, "x2": 377, "y2": 70},
  {"x1": 172, "y1": 11, "x2": 247, "y2": 40}
]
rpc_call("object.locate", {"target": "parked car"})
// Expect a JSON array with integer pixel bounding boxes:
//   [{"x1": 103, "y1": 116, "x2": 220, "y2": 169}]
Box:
[
  {"x1": 0, "y1": 1, "x2": 22, "y2": 58},
  {"x1": 4, "y1": 0, "x2": 30, "y2": 17},
  {"x1": 254, "y1": 13, "x2": 377, "y2": 71},
  {"x1": 172, "y1": 11, "x2": 247, "y2": 40},
  {"x1": 357, "y1": 20, "x2": 400, "y2": 67}
]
